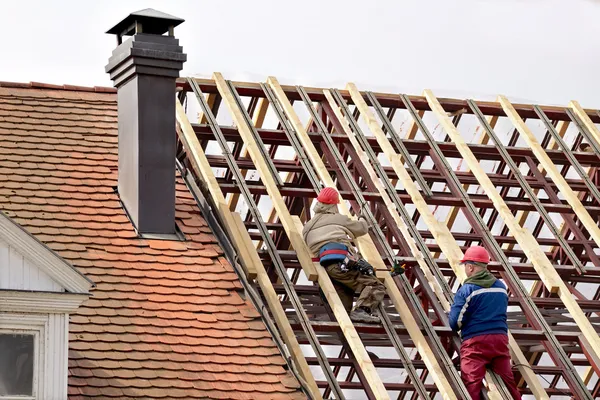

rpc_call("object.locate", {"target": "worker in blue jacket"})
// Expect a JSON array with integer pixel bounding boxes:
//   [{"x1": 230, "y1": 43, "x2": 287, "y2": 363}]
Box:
[{"x1": 449, "y1": 246, "x2": 521, "y2": 400}]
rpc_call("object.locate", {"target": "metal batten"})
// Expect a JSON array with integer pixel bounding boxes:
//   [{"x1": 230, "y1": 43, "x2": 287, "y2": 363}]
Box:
[
  {"x1": 295, "y1": 85, "x2": 432, "y2": 399},
  {"x1": 534, "y1": 105, "x2": 600, "y2": 206},
  {"x1": 186, "y1": 78, "x2": 345, "y2": 399},
  {"x1": 363, "y1": 91, "x2": 433, "y2": 197},
  {"x1": 402, "y1": 94, "x2": 593, "y2": 399},
  {"x1": 467, "y1": 99, "x2": 585, "y2": 273},
  {"x1": 319, "y1": 87, "x2": 471, "y2": 398}
]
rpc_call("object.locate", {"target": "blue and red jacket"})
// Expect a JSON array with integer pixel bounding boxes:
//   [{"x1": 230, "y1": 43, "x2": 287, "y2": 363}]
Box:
[{"x1": 448, "y1": 278, "x2": 509, "y2": 340}]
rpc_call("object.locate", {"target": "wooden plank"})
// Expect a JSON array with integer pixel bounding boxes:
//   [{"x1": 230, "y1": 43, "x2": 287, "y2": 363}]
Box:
[
  {"x1": 440, "y1": 116, "x2": 498, "y2": 241},
  {"x1": 266, "y1": 76, "x2": 385, "y2": 273},
  {"x1": 426, "y1": 89, "x2": 600, "y2": 377},
  {"x1": 504, "y1": 120, "x2": 570, "y2": 252},
  {"x1": 569, "y1": 100, "x2": 600, "y2": 147},
  {"x1": 499, "y1": 95, "x2": 600, "y2": 250},
  {"x1": 324, "y1": 90, "x2": 460, "y2": 399},
  {"x1": 228, "y1": 97, "x2": 270, "y2": 211},
  {"x1": 214, "y1": 73, "x2": 318, "y2": 282},
  {"x1": 290, "y1": 217, "x2": 390, "y2": 400},
  {"x1": 176, "y1": 100, "x2": 258, "y2": 281},
  {"x1": 346, "y1": 83, "x2": 546, "y2": 399},
  {"x1": 176, "y1": 99, "x2": 321, "y2": 399},
  {"x1": 214, "y1": 72, "x2": 388, "y2": 398}
]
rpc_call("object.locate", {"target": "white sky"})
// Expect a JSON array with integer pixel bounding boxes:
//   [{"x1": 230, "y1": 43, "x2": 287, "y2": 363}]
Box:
[{"x1": 1, "y1": 0, "x2": 600, "y2": 107}]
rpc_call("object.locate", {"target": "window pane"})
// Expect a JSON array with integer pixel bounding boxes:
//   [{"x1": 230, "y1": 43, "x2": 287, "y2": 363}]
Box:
[{"x1": 0, "y1": 334, "x2": 34, "y2": 396}]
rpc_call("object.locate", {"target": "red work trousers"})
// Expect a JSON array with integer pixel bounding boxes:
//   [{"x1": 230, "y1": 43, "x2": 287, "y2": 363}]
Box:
[{"x1": 460, "y1": 334, "x2": 522, "y2": 400}]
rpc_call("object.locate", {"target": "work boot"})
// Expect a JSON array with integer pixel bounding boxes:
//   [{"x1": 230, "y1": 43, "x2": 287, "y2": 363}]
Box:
[{"x1": 350, "y1": 307, "x2": 380, "y2": 324}]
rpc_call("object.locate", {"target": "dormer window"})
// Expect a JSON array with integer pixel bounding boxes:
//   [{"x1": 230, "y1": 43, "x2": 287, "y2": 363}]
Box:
[{"x1": 0, "y1": 213, "x2": 93, "y2": 399}]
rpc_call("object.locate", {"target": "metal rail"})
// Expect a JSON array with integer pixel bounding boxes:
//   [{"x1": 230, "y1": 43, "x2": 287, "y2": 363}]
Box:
[
  {"x1": 301, "y1": 85, "x2": 470, "y2": 398},
  {"x1": 534, "y1": 105, "x2": 600, "y2": 206},
  {"x1": 187, "y1": 78, "x2": 346, "y2": 399},
  {"x1": 468, "y1": 100, "x2": 585, "y2": 273},
  {"x1": 260, "y1": 83, "x2": 322, "y2": 191},
  {"x1": 293, "y1": 85, "x2": 432, "y2": 399},
  {"x1": 225, "y1": 79, "x2": 284, "y2": 187},
  {"x1": 363, "y1": 91, "x2": 432, "y2": 197},
  {"x1": 401, "y1": 94, "x2": 593, "y2": 399}
]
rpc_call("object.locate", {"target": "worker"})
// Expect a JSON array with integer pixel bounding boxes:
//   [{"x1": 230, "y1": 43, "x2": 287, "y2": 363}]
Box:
[
  {"x1": 302, "y1": 187, "x2": 385, "y2": 324},
  {"x1": 448, "y1": 245, "x2": 522, "y2": 400}
]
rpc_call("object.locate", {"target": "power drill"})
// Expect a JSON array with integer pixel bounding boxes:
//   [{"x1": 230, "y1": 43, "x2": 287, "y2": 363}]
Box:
[{"x1": 390, "y1": 261, "x2": 406, "y2": 277}]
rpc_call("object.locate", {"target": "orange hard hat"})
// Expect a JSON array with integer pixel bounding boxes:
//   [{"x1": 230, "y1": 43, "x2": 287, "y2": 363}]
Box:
[
  {"x1": 460, "y1": 245, "x2": 490, "y2": 264},
  {"x1": 317, "y1": 187, "x2": 340, "y2": 204}
]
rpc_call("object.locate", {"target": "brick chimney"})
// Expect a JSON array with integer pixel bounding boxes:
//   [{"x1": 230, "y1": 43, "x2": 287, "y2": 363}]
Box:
[{"x1": 105, "y1": 9, "x2": 187, "y2": 237}]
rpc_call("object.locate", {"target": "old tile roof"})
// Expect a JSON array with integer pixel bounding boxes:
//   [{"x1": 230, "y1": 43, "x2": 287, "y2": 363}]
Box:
[{"x1": 0, "y1": 82, "x2": 305, "y2": 400}]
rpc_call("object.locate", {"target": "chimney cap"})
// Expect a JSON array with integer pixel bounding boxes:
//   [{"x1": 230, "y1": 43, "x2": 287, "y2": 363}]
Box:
[{"x1": 106, "y1": 8, "x2": 184, "y2": 39}]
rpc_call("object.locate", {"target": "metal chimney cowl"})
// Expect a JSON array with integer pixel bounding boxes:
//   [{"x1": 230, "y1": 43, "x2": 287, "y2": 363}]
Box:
[{"x1": 105, "y1": 9, "x2": 187, "y2": 237}]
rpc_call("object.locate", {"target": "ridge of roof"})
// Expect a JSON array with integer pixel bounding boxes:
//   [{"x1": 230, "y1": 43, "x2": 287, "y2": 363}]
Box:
[{"x1": 0, "y1": 80, "x2": 116, "y2": 94}]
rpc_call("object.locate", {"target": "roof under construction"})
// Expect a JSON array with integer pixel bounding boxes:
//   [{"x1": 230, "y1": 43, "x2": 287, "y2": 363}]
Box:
[{"x1": 174, "y1": 74, "x2": 600, "y2": 399}]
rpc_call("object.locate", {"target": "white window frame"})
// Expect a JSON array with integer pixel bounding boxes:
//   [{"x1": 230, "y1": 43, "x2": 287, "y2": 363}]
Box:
[{"x1": 0, "y1": 314, "x2": 48, "y2": 400}]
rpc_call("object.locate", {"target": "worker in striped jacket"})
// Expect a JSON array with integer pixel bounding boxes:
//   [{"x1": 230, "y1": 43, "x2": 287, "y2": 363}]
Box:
[{"x1": 449, "y1": 246, "x2": 522, "y2": 400}]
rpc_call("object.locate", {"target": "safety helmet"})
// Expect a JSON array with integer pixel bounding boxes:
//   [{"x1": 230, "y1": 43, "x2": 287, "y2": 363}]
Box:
[
  {"x1": 317, "y1": 187, "x2": 340, "y2": 204},
  {"x1": 460, "y1": 245, "x2": 490, "y2": 264}
]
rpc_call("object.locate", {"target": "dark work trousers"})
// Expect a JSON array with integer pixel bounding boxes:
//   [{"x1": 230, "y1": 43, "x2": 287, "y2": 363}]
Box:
[
  {"x1": 460, "y1": 333, "x2": 522, "y2": 400},
  {"x1": 324, "y1": 262, "x2": 385, "y2": 312}
]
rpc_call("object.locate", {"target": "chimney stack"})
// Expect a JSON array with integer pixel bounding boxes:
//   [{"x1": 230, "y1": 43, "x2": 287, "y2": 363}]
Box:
[{"x1": 105, "y1": 9, "x2": 187, "y2": 237}]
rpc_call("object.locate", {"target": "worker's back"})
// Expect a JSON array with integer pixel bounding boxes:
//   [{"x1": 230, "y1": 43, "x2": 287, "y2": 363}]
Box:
[
  {"x1": 449, "y1": 277, "x2": 509, "y2": 340},
  {"x1": 302, "y1": 202, "x2": 368, "y2": 256}
]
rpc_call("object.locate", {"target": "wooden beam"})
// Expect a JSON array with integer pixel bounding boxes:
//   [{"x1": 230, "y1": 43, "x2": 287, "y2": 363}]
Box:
[
  {"x1": 290, "y1": 217, "x2": 390, "y2": 400},
  {"x1": 326, "y1": 89, "x2": 466, "y2": 399},
  {"x1": 435, "y1": 115, "x2": 499, "y2": 260},
  {"x1": 570, "y1": 100, "x2": 600, "y2": 147},
  {"x1": 404, "y1": 110, "x2": 424, "y2": 140},
  {"x1": 215, "y1": 72, "x2": 392, "y2": 397},
  {"x1": 175, "y1": 100, "x2": 321, "y2": 398},
  {"x1": 504, "y1": 120, "x2": 570, "y2": 252},
  {"x1": 346, "y1": 83, "x2": 546, "y2": 399},
  {"x1": 426, "y1": 89, "x2": 600, "y2": 377},
  {"x1": 228, "y1": 97, "x2": 270, "y2": 212},
  {"x1": 267, "y1": 75, "x2": 461, "y2": 399},
  {"x1": 214, "y1": 73, "x2": 318, "y2": 282},
  {"x1": 499, "y1": 95, "x2": 600, "y2": 250},
  {"x1": 266, "y1": 76, "x2": 385, "y2": 273}
]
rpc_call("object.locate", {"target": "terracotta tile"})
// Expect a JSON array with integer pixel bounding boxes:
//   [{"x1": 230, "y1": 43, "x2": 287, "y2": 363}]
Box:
[{"x1": 0, "y1": 87, "x2": 302, "y2": 400}]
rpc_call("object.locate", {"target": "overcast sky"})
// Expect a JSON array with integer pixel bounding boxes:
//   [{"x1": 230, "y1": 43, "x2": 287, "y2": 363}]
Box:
[{"x1": 2, "y1": 0, "x2": 600, "y2": 107}]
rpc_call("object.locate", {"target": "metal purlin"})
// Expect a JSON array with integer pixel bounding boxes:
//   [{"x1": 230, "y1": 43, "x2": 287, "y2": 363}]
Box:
[
  {"x1": 400, "y1": 93, "x2": 594, "y2": 400},
  {"x1": 187, "y1": 78, "x2": 346, "y2": 400},
  {"x1": 262, "y1": 82, "x2": 389, "y2": 399},
  {"x1": 328, "y1": 88, "x2": 507, "y2": 399},
  {"x1": 286, "y1": 85, "x2": 434, "y2": 399},
  {"x1": 225, "y1": 80, "x2": 284, "y2": 187},
  {"x1": 534, "y1": 105, "x2": 600, "y2": 207},
  {"x1": 567, "y1": 108, "x2": 600, "y2": 157},
  {"x1": 295, "y1": 86, "x2": 435, "y2": 400},
  {"x1": 467, "y1": 100, "x2": 585, "y2": 274},
  {"x1": 363, "y1": 91, "x2": 432, "y2": 197},
  {"x1": 298, "y1": 84, "x2": 470, "y2": 399}
]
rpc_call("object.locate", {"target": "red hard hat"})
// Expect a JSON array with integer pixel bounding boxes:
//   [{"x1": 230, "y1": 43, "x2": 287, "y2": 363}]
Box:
[
  {"x1": 460, "y1": 246, "x2": 490, "y2": 264},
  {"x1": 317, "y1": 187, "x2": 340, "y2": 204}
]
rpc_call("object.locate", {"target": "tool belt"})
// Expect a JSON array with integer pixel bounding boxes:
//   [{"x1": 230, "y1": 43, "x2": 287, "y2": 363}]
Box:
[{"x1": 314, "y1": 243, "x2": 375, "y2": 276}]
